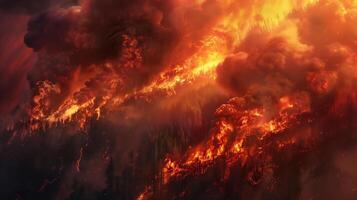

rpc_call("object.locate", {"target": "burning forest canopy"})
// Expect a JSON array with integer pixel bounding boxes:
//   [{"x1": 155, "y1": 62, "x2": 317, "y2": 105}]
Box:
[{"x1": 1, "y1": 0, "x2": 357, "y2": 199}]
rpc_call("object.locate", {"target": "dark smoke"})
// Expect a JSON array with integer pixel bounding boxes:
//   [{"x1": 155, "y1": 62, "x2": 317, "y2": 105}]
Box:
[
  {"x1": 0, "y1": 13, "x2": 34, "y2": 116},
  {"x1": 0, "y1": 0, "x2": 78, "y2": 14},
  {"x1": 1, "y1": 0, "x2": 357, "y2": 200}
]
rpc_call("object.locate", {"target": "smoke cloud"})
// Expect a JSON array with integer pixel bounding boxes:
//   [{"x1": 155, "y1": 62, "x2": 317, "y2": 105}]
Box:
[{"x1": 1, "y1": 0, "x2": 357, "y2": 200}]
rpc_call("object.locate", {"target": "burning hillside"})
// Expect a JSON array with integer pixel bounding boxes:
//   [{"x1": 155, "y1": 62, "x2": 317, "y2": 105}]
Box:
[{"x1": 1, "y1": 0, "x2": 357, "y2": 199}]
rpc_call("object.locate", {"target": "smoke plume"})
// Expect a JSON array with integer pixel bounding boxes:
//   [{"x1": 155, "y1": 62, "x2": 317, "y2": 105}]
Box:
[{"x1": 1, "y1": 0, "x2": 357, "y2": 200}]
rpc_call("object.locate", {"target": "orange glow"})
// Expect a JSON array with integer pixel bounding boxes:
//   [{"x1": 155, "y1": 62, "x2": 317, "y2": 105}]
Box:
[
  {"x1": 8, "y1": 0, "x2": 357, "y2": 200},
  {"x1": 27, "y1": 0, "x2": 319, "y2": 131},
  {"x1": 3, "y1": 0, "x2": 357, "y2": 199},
  {"x1": 161, "y1": 92, "x2": 310, "y2": 185}
]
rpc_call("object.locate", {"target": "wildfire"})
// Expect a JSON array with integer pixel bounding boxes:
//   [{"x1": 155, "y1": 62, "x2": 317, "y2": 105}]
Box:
[
  {"x1": 161, "y1": 93, "x2": 310, "y2": 185},
  {"x1": 140, "y1": 35, "x2": 227, "y2": 94},
  {"x1": 3, "y1": 0, "x2": 357, "y2": 199},
  {"x1": 27, "y1": 0, "x2": 318, "y2": 131}
]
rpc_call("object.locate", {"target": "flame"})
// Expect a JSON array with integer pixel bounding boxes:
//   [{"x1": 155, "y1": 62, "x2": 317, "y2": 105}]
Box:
[
  {"x1": 140, "y1": 35, "x2": 227, "y2": 94},
  {"x1": 5, "y1": 0, "x2": 357, "y2": 199},
  {"x1": 160, "y1": 92, "x2": 310, "y2": 185},
  {"x1": 75, "y1": 147, "x2": 83, "y2": 172},
  {"x1": 27, "y1": 0, "x2": 318, "y2": 131}
]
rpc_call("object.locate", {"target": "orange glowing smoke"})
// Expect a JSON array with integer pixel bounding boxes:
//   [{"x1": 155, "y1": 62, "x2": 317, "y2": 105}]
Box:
[
  {"x1": 2, "y1": 0, "x2": 353, "y2": 198},
  {"x1": 135, "y1": 0, "x2": 357, "y2": 198},
  {"x1": 27, "y1": 0, "x2": 318, "y2": 131}
]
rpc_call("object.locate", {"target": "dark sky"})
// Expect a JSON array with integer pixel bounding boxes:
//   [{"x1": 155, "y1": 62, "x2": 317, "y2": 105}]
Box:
[{"x1": 0, "y1": 0, "x2": 78, "y2": 14}]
